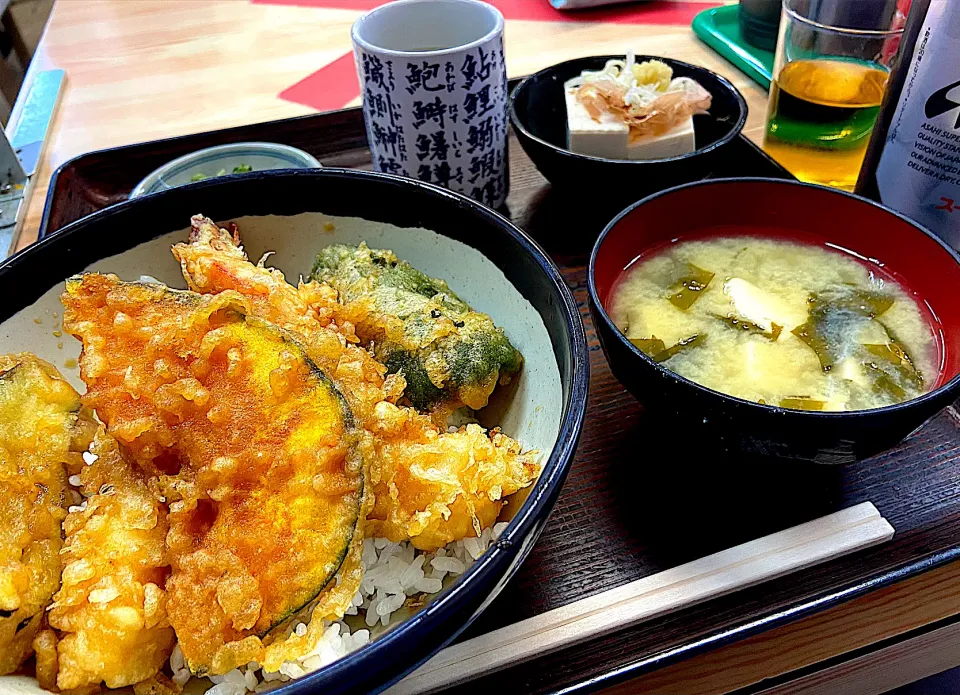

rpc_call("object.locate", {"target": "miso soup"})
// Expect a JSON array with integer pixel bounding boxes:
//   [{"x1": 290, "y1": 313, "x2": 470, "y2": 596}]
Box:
[{"x1": 609, "y1": 235, "x2": 938, "y2": 411}]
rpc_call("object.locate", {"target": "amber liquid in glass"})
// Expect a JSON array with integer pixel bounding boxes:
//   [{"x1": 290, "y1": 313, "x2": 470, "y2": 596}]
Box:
[{"x1": 764, "y1": 59, "x2": 889, "y2": 191}]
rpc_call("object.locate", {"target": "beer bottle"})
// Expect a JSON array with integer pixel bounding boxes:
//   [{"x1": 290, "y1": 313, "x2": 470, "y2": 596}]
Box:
[{"x1": 856, "y1": 0, "x2": 960, "y2": 249}]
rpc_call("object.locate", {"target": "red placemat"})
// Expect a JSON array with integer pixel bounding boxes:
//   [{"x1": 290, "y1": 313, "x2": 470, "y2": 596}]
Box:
[{"x1": 267, "y1": 0, "x2": 722, "y2": 111}]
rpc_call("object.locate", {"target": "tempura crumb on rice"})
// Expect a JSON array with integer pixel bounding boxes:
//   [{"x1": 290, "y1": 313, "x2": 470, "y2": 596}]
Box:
[{"x1": 175, "y1": 523, "x2": 509, "y2": 693}]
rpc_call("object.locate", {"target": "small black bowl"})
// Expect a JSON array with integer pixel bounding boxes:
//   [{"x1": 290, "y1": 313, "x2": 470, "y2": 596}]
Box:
[
  {"x1": 588, "y1": 178, "x2": 960, "y2": 464},
  {"x1": 509, "y1": 55, "x2": 748, "y2": 196}
]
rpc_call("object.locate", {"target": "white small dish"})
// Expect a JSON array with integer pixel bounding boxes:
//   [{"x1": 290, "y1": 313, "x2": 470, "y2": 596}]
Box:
[{"x1": 130, "y1": 142, "x2": 321, "y2": 198}]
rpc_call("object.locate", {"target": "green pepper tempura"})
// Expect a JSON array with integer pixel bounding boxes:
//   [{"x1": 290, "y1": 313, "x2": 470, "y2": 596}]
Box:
[{"x1": 311, "y1": 243, "x2": 523, "y2": 416}]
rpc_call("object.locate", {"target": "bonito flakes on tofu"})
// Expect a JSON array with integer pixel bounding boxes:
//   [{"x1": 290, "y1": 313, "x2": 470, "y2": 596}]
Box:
[{"x1": 0, "y1": 353, "x2": 94, "y2": 677}]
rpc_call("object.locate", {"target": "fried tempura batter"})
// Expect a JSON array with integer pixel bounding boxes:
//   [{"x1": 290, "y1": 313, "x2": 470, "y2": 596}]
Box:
[
  {"x1": 173, "y1": 215, "x2": 402, "y2": 426},
  {"x1": 49, "y1": 428, "x2": 174, "y2": 691},
  {"x1": 0, "y1": 353, "x2": 94, "y2": 675},
  {"x1": 173, "y1": 217, "x2": 538, "y2": 551},
  {"x1": 366, "y1": 403, "x2": 538, "y2": 549},
  {"x1": 32, "y1": 629, "x2": 59, "y2": 692},
  {"x1": 62, "y1": 275, "x2": 363, "y2": 675}
]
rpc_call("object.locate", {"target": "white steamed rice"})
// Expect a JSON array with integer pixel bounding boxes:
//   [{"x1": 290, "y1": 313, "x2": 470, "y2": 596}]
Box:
[{"x1": 171, "y1": 523, "x2": 509, "y2": 694}]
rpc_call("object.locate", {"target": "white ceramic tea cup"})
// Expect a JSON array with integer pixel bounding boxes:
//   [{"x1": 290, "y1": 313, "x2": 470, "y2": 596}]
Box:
[{"x1": 352, "y1": 0, "x2": 509, "y2": 208}]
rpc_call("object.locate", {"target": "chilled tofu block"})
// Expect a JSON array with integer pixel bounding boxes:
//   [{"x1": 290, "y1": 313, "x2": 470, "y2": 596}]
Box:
[
  {"x1": 627, "y1": 116, "x2": 696, "y2": 161},
  {"x1": 565, "y1": 88, "x2": 629, "y2": 159}
]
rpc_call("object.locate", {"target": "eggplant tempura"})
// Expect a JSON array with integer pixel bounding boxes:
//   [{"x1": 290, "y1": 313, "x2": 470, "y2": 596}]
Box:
[{"x1": 0, "y1": 354, "x2": 94, "y2": 677}]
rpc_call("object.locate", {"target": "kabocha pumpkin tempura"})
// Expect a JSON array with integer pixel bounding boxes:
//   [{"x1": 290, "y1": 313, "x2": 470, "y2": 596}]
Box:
[{"x1": 62, "y1": 275, "x2": 365, "y2": 676}]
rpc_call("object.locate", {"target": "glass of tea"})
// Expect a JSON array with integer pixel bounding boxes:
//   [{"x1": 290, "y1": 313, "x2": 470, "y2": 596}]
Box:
[{"x1": 763, "y1": 0, "x2": 905, "y2": 190}]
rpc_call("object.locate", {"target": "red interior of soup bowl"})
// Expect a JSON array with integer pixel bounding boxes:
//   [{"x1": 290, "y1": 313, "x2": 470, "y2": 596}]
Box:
[{"x1": 591, "y1": 179, "x2": 960, "y2": 388}]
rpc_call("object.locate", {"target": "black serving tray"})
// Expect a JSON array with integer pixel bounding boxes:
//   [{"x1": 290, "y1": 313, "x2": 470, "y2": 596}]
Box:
[
  {"x1": 39, "y1": 93, "x2": 791, "y2": 244},
  {"x1": 37, "y1": 103, "x2": 960, "y2": 695}
]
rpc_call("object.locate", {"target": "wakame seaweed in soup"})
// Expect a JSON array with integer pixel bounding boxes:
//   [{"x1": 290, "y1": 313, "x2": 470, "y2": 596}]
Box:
[{"x1": 610, "y1": 236, "x2": 937, "y2": 411}]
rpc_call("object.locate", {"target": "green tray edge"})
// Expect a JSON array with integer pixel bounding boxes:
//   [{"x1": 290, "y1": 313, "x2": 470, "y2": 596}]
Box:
[{"x1": 692, "y1": 5, "x2": 773, "y2": 90}]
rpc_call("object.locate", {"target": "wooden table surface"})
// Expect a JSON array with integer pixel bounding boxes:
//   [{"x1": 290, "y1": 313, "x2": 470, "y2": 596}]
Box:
[
  {"x1": 15, "y1": 0, "x2": 770, "y2": 251},
  {"x1": 14, "y1": 1, "x2": 960, "y2": 693}
]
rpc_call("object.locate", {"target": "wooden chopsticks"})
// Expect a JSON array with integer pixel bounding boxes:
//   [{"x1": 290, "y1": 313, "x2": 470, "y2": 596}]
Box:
[{"x1": 388, "y1": 502, "x2": 894, "y2": 694}]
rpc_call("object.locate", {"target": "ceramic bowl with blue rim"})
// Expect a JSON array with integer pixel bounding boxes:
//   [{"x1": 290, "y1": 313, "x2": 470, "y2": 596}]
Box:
[
  {"x1": 130, "y1": 142, "x2": 321, "y2": 198},
  {"x1": 0, "y1": 168, "x2": 589, "y2": 695}
]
